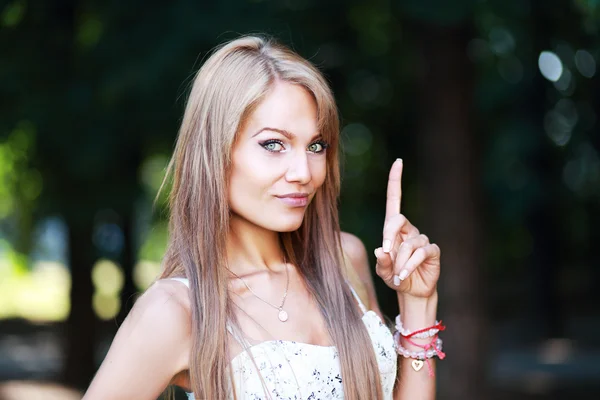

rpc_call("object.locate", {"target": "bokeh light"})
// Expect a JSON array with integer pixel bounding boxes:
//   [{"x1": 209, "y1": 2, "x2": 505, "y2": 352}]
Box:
[
  {"x1": 574, "y1": 49, "x2": 596, "y2": 78},
  {"x1": 563, "y1": 142, "x2": 600, "y2": 196},
  {"x1": 140, "y1": 153, "x2": 169, "y2": 194},
  {"x1": 91, "y1": 259, "x2": 124, "y2": 296},
  {"x1": 538, "y1": 51, "x2": 563, "y2": 82},
  {"x1": 1, "y1": 1, "x2": 25, "y2": 28},
  {"x1": 133, "y1": 260, "x2": 161, "y2": 290},
  {"x1": 91, "y1": 259, "x2": 123, "y2": 320},
  {"x1": 554, "y1": 67, "x2": 575, "y2": 94},
  {"x1": 489, "y1": 27, "x2": 515, "y2": 55},
  {"x1": 0, "y1": 381, "x2": 81, "y2": 400},
  {"x1": 92, "y1": 293, "x2": 121, "y2": 321},
  {"x1": 544, "y1": 98, "x2": 578, "y2": 147},
  {"x1": 0, "y1": 258, "x2": 70, "y2": 322}
]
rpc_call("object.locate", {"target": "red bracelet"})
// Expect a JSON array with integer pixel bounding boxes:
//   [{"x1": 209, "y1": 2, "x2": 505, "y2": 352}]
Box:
[
  {"x1": 394, "y1": 320, "x2": 446, "y2": 377},
  {"x1": 401, "y1": 320, "x2": 446, "y2": 339}
]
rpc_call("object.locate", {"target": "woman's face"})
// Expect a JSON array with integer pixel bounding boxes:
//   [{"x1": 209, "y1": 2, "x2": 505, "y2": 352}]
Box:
[{"x1": 228, "y1": 81, "x2": 328, "y2": 232}]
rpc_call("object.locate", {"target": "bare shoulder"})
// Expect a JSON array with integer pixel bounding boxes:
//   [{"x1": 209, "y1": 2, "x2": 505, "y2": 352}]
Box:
[
  {"x1": 83, "y1": 279, "x2": 192, "y2": 399},
  {"x1": 340, "y1": 231, "x2": 369, "y2": 265},
  {"x1": 123, "y1": 278, "x2": 193, "y2": 365},
  {"x1": 129, "y1": 279, "x2": 192, "y2": 328},
  {"x1": 340, "y1": 232, "x2": 381, "y2": 315}
]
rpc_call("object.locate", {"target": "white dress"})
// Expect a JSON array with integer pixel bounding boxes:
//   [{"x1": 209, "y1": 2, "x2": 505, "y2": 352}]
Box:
[{"x1": 168, "y1": 277, "x2": 397, "y2": 399}]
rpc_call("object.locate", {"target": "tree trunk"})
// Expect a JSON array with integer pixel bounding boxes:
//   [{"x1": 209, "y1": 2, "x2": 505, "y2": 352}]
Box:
[
  {"x1": 52, "y1": 0, "x2": 99, "y2": 389},
  {"x1": 413, "y1": 23, "x2": 487, "y2": 399},
  {"x1": 527, "y1": 0, "x2": 563, "y2": 342},
  {"x1": 118, "y1": 211, "x2": 138, "y2": 324},
  {"x1": 63, "y1": 213, "x2": 97, "y2": 390}
]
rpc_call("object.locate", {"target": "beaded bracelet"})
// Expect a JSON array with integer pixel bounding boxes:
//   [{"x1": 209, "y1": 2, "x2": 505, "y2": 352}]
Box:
[
  {"x1": 395, "y1": 314, "x2": 441, "y2": 339},
  {"x1": 394, "y1": 333, "x2": 444, "y2": 359},
  {"x1": 393, "y1": 316, "x2": 447, "y2": 377}
]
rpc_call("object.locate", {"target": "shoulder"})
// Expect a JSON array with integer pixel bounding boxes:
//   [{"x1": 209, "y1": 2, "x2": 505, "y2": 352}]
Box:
[
  {"x1": 126, "y1": 279, "x2": 193, "y2": 367},
  {"x1": 137, "y1": 278, "x2": 191, "y2": 315},
  {"x1": 128, "y1": 279, "x2": 192, "y2": 335},
  {"x1": 340, "y1": 232, "x2": 381, "y2": 313},
  {"x1": 112, "y1": 278, "x2": 193, "y2": 369},
  {"x1": 84, "y1": 279, "x2": 192, "y2": 399},
  {"x1": 340, "y1": 231, "x2": 369, "y2": 266}
]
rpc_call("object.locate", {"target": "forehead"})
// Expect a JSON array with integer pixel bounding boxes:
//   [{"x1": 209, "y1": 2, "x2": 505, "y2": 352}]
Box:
[{"x1": 243, "y1": 82, "x2": 318, "y2": 138}]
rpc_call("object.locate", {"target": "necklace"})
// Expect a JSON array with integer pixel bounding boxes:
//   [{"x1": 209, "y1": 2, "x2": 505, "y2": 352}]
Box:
[{"x1": 230, "y1": 262, "x2": 290, "y2": 322}]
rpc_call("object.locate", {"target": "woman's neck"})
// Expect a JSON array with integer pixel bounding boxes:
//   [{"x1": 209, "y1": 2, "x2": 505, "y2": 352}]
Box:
[{"x1": 226, "y1": 214, "x2": 285, "y2": 275}]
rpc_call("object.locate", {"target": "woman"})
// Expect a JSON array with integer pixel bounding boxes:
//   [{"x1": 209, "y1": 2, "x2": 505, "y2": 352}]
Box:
[{"x1": 83, "y1": 35, "x2": 442, "y2": 400}]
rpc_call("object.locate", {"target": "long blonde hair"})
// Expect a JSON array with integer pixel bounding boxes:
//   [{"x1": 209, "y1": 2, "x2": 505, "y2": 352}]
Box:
[{"x1": 159, "y1": 35, "x2": 383, "y2": 399}]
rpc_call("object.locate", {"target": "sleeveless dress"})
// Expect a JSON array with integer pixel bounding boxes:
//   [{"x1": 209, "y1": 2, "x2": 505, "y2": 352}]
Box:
[{"x1": 168, "y1": 277, "x2": 397, "y2": 399}]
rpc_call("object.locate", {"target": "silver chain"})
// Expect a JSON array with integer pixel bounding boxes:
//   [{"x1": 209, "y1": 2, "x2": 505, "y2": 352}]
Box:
[{"x1": 229, "y1": 261, "x2": 290, "y2": 312}]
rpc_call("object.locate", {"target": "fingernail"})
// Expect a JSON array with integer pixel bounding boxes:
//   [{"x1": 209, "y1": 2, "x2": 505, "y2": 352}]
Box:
[
  {"x1": 382, "y1": 239, "x2": 391, "y2": 253},
  {"x1": 399, "y1": 270, "x2": 408, "y2": 280},
  {"x1": 393, "y1": 275, "x2": 401, "y2": 286},
  {"x1": 374, "y1": 247, "x2": 381, "y2": 258},
  {"x1": 397, "y1": 158, "x2": 403, "y2": 163}
]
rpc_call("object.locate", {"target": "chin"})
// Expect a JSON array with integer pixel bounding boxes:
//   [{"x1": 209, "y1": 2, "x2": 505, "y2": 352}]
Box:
[{"x1": 268, "y1": 215, "x2": 305, "y2": 233}]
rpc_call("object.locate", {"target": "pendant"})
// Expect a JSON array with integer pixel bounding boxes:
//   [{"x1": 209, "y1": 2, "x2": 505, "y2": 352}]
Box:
[
  {"x1": 411, "y1": 360, "x2": 424, "y2": 372},
  {"x1": 278, "y1": 309, "x2": 288, "y2": 322}
]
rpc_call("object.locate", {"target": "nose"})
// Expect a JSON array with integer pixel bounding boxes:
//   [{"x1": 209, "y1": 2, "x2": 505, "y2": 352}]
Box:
[{"x1": 284, "y1": 151, "x2": 312, "y2": 184}]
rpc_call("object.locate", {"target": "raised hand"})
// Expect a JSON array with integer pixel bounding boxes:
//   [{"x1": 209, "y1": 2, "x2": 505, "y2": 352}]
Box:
[{"x1": 374, "y1": 159, "x2": 440, "y2": 298}]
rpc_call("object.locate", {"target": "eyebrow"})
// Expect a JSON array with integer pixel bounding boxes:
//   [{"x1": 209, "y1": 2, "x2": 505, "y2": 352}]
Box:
[{"x1": 252, "y1": 127, "x2": 322, "y2": 141}]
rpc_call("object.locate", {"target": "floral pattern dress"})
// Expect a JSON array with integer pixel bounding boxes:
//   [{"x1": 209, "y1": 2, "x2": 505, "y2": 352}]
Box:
[{"x1": 169, "y1": 278, "x2": 397, "y2": 399}]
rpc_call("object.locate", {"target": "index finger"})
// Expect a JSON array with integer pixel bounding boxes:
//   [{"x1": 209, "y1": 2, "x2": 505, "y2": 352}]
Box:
[{"x1": 385, "y1": 159, "x2": 403, "y2": 219}]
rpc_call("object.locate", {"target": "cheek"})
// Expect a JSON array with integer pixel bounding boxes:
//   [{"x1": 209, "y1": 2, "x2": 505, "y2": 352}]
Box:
[
  {"x1": 230, "y1": 163, "x2": 263, "y2": 199},
  {"x1": 228, "y1": 152, "x2": 278, "y2": 211},
  {"x1": 311, "y1": 158, "x2": 328, "y2": 188}
]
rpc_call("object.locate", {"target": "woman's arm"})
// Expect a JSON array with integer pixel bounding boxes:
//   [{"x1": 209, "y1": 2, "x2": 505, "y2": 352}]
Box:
[
  {"x1": 394, "y1": 292, "x2": 437, "y2": 399},
  {"x1": 341, "y1": 231, "x2": 437, "y2": 400},
  {"x1": 83, "y1": 280, "x2": 192, "y2": 400},
  {"x1": 373, "y1": 159, "x2": 441, "y2": 400}
]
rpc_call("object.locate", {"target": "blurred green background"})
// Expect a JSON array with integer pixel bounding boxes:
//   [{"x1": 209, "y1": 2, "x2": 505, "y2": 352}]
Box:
[{"x1": 1, "y1": 0, "x2": 599, "y2": 399}]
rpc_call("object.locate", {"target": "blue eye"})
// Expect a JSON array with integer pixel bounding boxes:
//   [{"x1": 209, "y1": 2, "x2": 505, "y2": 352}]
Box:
[
  {"x1": 260, "y1": 140, "x2": 284, "y2": 152},
  {"x1": 308, "y1": 141, "x2": 329, "y2": 153}
]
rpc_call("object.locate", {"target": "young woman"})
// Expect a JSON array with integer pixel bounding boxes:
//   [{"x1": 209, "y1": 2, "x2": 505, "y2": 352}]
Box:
[{"x1": 83, "y1": 35, "x2": 442, "y2": 400}]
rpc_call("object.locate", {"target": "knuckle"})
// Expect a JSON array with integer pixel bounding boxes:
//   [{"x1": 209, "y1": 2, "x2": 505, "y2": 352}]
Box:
[
  {"x1": 399, "y1": 213, "x2": 412, "y2": 224},
  {"x1": 396, "y1": 213, "x2": 407, "y2": 225},
  {"x1": 420, "y1": 234, "x2": 429, "y2": 243},
  {"x1": 385, "y1": 214, "x2": 406, "y2": 233}
]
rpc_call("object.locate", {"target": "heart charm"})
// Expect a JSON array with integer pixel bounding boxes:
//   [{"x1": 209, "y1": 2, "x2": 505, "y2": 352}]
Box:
[{"x1": 411, "y1": 360, "x2": 424, "y2": 372}]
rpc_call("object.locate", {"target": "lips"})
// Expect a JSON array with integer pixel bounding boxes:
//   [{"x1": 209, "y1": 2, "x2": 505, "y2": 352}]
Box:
[{"x1": 276, "y1": 193, "x2": 310, "y2": 207}]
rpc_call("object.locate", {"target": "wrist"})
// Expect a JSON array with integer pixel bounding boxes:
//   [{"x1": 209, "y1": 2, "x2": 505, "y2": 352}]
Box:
[
  {"x1": 394, "y1": 290, "x2": 446, "y2": 374},
  {"x1": 396, "y1": 291, "x2": 438, "y2": 348}
]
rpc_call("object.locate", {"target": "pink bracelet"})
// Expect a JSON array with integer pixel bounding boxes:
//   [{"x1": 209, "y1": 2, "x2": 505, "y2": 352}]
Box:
[
  {"x1": 394, "y1": 332, "x2": 444, "y2": 359},
  {"x1": 393, "y1": 317, "x2": 447, "y2": 377}
]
